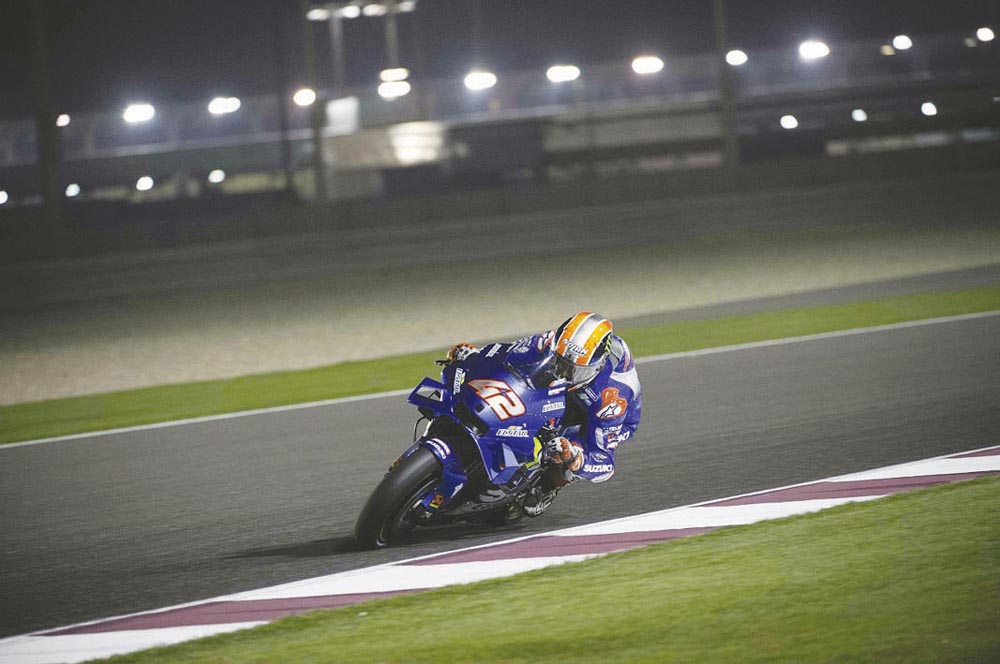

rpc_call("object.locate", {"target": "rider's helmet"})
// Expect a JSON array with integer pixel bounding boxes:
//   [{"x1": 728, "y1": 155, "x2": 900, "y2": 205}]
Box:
[{"x1": 551, "y1": 311, "x2": 613, "y2": 388}]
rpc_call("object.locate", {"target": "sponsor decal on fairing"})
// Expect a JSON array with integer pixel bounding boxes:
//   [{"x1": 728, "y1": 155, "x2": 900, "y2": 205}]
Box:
[
  {"x1": 509, "y1": 337, "x2": 533, "y2": 354},
  {"x1": 453, "y1": 368, "x2": 466, "y2": 394},
  {"x1": 485, "y1": 344, "x2": 502, "y2": 358},
  {"x1": 496, "y1": 425, "x2": 531, "y2": 438},
  {"x1": 542, "y1": 401, "x2": 565, "y2": 413},
  {"x1": 424, "y1": 438, "x2": 451, "y2": 460}
]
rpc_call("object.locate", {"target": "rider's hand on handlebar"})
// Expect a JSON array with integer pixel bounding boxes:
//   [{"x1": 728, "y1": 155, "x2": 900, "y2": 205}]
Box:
[
  {"x1": 544, "y1": 437, "x2": 584, "y2": 472},
  {"x1": 446, "y1": 342, "x2": 478, "y2": 363}
]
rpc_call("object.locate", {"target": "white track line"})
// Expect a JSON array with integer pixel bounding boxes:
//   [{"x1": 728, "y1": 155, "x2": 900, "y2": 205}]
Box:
[
  {"x1": 4, "y1": 309, "x2": 998, "y2": 449},
  {"x1": 2, "y1": 444, "x2": 996, "y2": 664}
]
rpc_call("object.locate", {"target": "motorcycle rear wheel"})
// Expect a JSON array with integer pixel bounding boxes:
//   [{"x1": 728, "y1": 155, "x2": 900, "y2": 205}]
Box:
[{"x1": 354, "y1": 447, "x2": 442, "y2": 550}]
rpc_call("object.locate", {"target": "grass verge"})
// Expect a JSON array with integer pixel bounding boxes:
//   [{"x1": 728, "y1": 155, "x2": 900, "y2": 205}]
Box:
[
  {"x1": 102, "y1": 476, "x2": 1000, "y2": 663},
  {"x1": 3, "y1": 285, "x2": 999, "y2": 445}
]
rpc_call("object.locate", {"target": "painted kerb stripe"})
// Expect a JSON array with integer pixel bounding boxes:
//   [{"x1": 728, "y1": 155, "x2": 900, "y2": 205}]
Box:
[{"x1": 4, "y1": 309, "x2": 998, "y2": 449}]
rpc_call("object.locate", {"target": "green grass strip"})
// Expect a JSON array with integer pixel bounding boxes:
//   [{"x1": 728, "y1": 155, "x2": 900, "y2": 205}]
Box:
[
  {"x1": 103, "y1": 476, "x2": 1000, "y2": 663},
  {"x1": 2, "y1": 285, "x2": 999, "y2": 445}
]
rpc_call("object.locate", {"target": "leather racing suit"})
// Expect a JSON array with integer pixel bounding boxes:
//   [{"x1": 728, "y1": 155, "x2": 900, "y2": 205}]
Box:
[{"x1": 502, "y1": 330, "x2": 642, "y2": 483}]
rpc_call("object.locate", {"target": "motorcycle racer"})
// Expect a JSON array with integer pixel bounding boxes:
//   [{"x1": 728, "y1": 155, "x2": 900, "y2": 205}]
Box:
[{"x1": 447, "y1": 311, "x2": 642, "y2": 506}]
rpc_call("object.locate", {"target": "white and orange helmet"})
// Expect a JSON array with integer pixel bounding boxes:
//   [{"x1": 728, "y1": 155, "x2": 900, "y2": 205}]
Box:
[{"x1": 551, "y1": 311, "x2": 614, "y2": 387}]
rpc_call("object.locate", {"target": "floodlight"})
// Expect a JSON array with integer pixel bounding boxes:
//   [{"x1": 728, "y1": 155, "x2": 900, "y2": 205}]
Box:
[
  {"x1": 464, "y1": 70, "x2": 497, "y2": 91},
  {"x1": 631, "y1": 55, "x2": 664, "y2": 75},
  {"x1": 208, "y1": 97, "x2": 241, "y2": 115},
  {"x1": 397, "y1": 1, "x2": 417, "y2": 11},
  {"x1": 920, "y1": 102, "x2": 938, "y2": 116},
  {"x1": 725, "y1": 49, "x2": 748, "y2": 66},
  {"x1": 65, "y1": 183, "x2": 81, "y2": 198},
  {"x1": 123, "y1": 103, "x2": 156, "y2": 123},
  {"x1": 208, "y1": 169, "x2": 226, "y2": 184},
  {"x1": 880, "y1": 44, "x2": 896, "y2": 56},
  {"x1": 306, "y1": 7, "x2": 332, "y2": 21},
  {"x1": 379, "y1": 67, "x2": 410, "y2": 82},
  {"x1": 977, "y1": 27, "x2": 995, "y2": 42},
  {"x1": 780, "y1": 114, "x2": 799, "y2": 129},
  {"x1": 339, "y1": 5, "x2": 362, "y2": 18},
  {"x1": 0, "y1": 190, "x2": 8, "y2": 205},
  {"x1": 892, "y1": 35, "x2": 913, "y2": 50},
  {"x1": 851, "y1": 109, "x2": 868, "y2": 122},
  {"x1": 546, "y1": 64, "x2": 581, "y2": 83},
  {"x1": 378, "y1": 80, "x2": 411, "y2": 99},
  {"x1": 293, "y1": 88, "x2": 317, "y2": 106},
  {"x1": 136, "y1": 176, "x2": 154, "y2": 191},
  {"x1": 56, "y1": 113, "x2": 71, "y2": 127},
  {"x1": 798, "y1": 40, "x2": 830, "y2": 60},
  {"x1": 363, "y1": 4, "x2": 387, "y2": 16}
]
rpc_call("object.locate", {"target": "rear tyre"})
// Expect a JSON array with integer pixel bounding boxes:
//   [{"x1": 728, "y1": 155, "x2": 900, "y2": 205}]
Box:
[{"x1": 354, "y1": 447, "x2": 442, "y2": 550}]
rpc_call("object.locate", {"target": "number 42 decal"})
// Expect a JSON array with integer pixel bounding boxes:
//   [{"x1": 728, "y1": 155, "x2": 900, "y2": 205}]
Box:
[{"x1": 468, "y1": 379, "x2": 526, "y2": 420}]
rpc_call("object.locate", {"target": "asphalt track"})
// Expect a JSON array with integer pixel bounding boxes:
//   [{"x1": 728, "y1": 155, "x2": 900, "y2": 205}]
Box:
[{"x1": 2, "y1": 312, "x2": 998, "y2": 638}]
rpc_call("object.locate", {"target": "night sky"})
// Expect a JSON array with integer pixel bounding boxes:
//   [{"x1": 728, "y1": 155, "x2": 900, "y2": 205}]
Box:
[{"x1": 1, "y1": 0, "x2": 998, "y2": 120}]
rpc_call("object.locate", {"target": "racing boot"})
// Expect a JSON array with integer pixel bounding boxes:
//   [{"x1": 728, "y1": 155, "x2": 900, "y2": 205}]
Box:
[
  {"x1": 522, "y1": 485, "x2": 557, "y2": 517},
  {"x1": 522, "y1": 467, "x2": 568, "y2": 517}
]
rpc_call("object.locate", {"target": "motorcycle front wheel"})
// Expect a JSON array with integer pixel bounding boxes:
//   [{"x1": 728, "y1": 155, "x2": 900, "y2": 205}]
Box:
[{"x1": 354, "y1": 447, "x2": 442, "y2": 550}]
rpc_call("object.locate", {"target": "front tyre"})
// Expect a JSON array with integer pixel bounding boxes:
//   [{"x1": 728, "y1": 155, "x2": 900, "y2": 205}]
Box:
[{"x1": 354, "y1": 447, "x2": 442, "y2": 550}]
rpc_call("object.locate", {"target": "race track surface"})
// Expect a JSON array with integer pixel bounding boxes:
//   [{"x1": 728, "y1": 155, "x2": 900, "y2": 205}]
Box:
[{"x1": 2, "y1": 314, "x2": 999, "y2": 637}]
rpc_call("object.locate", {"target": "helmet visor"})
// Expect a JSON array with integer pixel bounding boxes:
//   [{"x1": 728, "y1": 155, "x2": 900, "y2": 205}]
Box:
[{"x1": 554, "y1": 354, "x2": 602, "y2": 386}]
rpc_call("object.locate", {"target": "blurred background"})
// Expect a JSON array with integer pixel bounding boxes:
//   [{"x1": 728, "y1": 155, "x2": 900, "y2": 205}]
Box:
[
  {"x1": 1, "y1": 0, "x2": 999, "y2": 246},
  {"x1": 1, "y1": 0, "x2": 999, "y2": 402}
]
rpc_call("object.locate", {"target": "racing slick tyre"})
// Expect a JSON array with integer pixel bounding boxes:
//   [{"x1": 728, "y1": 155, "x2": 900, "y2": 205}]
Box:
[{"x1": 354, "y1": 447, "x2": 442, "y2": 550}]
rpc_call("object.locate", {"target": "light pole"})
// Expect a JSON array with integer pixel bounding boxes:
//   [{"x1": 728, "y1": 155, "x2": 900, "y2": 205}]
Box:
[
  {"x1": 29, "y1": 0, "x2": 62, "y2": 230},
  {"x1": 712, "y1": 0, "x2": 739, "y2": 169},
  {"x1": 302, "y1": 0, "x2": 328, "y2": 203}
]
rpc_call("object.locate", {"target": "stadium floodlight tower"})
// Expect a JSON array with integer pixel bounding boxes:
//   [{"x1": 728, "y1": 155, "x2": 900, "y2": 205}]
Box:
[{"x1": 306, "y1": 1, "x2": 418, "y2": 96}]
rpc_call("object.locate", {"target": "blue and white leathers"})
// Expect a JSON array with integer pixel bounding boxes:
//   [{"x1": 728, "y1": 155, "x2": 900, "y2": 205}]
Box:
[{"x1": 505, "y1": 331, "x2": 642, "y2": 483}]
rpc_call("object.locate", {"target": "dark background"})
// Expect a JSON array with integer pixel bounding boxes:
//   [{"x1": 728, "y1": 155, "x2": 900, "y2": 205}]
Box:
[{"x1": 2, "y1": 0, "x2": 998, "y2": 120}]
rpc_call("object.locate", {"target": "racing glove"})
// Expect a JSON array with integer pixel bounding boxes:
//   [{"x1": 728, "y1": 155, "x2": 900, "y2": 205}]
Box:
[
  {"x1": 544, "y1": 436, "x2": 584, "y2": 472},
  {"x1": 447, "y1": 342, "x2": 478, "y2": 363}
]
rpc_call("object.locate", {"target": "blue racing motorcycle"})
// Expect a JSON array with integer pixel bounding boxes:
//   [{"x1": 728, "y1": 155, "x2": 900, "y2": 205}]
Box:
[{"x1": 354, "y1": 342, "x2": 569, "y2": 549}]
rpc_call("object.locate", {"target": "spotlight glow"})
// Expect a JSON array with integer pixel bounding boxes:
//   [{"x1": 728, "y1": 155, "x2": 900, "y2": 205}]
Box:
[
  {"x1": 123, "y1": 103, "x2": 155, "y2": 123},
  {"x1": 208, "y1": 169, "x2": 226, "y2": 184},
  {"x1": 892, "y1": 35, "x2": 913, "y2": 50},
  {"x1": 631, "y1": 55, "x2": 664, "y2": 75},
  {"x1": 880, "y1": 44, "x2": 896, "y2": 56},
  {"x1": 725, "y1": 49, "x2": 748, "y2": 66},
  {"x1": 135, "y1": 176, "x2": 154, "y2": 191},
  {"x1": 780, "y1": 114, "x2": 799, "y2": 129},
  {"x1": 0, "y1": 190, "x2": 8, "y2": 205},
  {"x1": 207, "y1": 97, "x2": 241, "y2": 115},
  {"x1": 65, "y1": 183, "x2": 81, "y2": 198},
  {"x1": 56, "y1": 113, "x2": 71, "y2": 127},
  {"x1": 293, "y1": 88, "x2": 317, "y2": 106},
  {"x1": 464, "y1": 70, "x2": 498, "y2": 91},
  {"x1": 546, "y1": 64, "x2": 581, "y2": 83},
  {"x1": 362, "y1": 4, "x2": 386, "y2": 16},
  {"x1": 306, "y1": 7, "x2": 331, "y2": 21},
  {"x1": 339, "y1": 5, "x2": 362, "y2": 18},
  {"x1": 921, "y1": 101, "x2": 938, "y2": 116},
  {"x1": 798, "y1": 40, "x2": 830, "y2": 61},
  {"x1": 379, "y1": 67, "x2": 410, "y2": 82},
  {"x1": 977, "y1": 27, "x2": 995, "y2": 42},
  {"x1": 378, "y1": 80, "x2": 411, "y2": 99},
  {"x1": 397, "y1": 0, "x2": 417, "y2": 11},
  {"x1": 851, "y1": 108, "x2": 868, "y2": 122}
]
